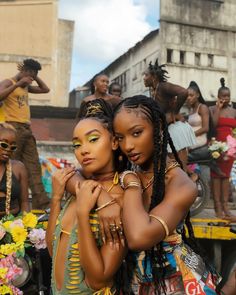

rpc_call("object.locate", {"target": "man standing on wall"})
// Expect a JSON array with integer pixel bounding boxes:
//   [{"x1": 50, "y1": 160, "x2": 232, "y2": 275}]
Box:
[{"x1": 0, "y1": 59, "x2": 50, "y2": 209}]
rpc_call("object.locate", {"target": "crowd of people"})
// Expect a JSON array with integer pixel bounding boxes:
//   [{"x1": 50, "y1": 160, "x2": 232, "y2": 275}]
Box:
[{"x1": 0, "y1": 57, "x2": 236, "y2": 294}]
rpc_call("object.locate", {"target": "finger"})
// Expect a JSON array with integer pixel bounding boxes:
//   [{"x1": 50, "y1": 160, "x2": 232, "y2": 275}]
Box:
[
  {"x1": 103, "y1": 219, "x2": 113, "y2": 245},
  {"x1": 98, "y1": 218, "x2": 106, "y2": 244},
  {"x1": 115, "y1": 217, "x2": 124, "y2": 244},
  {"x1": 75, "y1": 181, "x2": 80, "y2": 194},
  {"x1": 64, "y1": 170, "x2": 76, "y2": 181},
  {"x1": 91, "y1": 185, "x2": 102, "y2": 199},
  {"x1": 110, "y1": 220, "x2": 120, "y2": 249}
]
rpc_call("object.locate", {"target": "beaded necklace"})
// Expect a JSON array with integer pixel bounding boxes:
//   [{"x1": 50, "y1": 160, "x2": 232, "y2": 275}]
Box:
[{"x1": 5, "y1": 160, "x2": 12, "y2": 215}]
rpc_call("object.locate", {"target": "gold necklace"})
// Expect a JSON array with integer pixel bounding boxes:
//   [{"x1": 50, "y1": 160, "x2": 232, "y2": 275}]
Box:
[
  {"x1": 142, "y1": 175, "x2": 154, "y2": 191},
  {"x1": 101, "y1": 172, "x2": 119, "y2": 193}
]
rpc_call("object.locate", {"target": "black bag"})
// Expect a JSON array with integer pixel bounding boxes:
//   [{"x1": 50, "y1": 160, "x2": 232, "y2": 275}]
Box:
[{"x1": 188, "y1": 144, "x2": 211, "y2": 162}]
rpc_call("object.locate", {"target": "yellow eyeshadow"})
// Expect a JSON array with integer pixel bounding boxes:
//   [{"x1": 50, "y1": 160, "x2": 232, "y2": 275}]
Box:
[
  {"x1": 87, "y1": 135, "x2": 99, "y2": 141},
  {"x1": 72, "y1": 140, "x2": 81, "y2": 146}
]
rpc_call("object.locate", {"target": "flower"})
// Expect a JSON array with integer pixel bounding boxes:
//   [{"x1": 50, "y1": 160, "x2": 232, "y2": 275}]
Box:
[
  {"x1": 211, "y1": 151, "x2": 221, "y2": 159},
  {"x1": 0, "y1": 285, "x2": 13, "y2": 295},
  {"x1": 0, "y1": 225, "x2": 6, "y2": 240},
  {"x1": 11, "y1": 227, "x2": 27, "y2": 244},
  {"x1": 2, "y1": 221, "x2": 12, "y2": 231},
  {"x1": 226, "y1": 135, "x2": 236, "y2": 158},
  {"x1": 28, "y1": 228, "x2": 46, "y2": 249},
  {"x1": 0, "y1": 242, "x2": 24, "y2": 257},
  {"x1": 22, "y1": 212, "x2": 37, "y2": 228},
  {"x1": 9, "y1": 219, "x2": 24, "y2": 229},
  {"x1": 0, "y1": 268, "x2": 7, "y2": 281}
]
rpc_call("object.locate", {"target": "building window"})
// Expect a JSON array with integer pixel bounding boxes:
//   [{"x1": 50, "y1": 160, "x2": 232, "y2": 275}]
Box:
[
  {"x1": 208, "y1": 54, "x2": 214, "y2": 67},
  {"x1": 114, "y1": 71, "x2": 127, "y2": 92},
  {"x1": 195, "y1": 53, "x2": 201, "y2": 66},
  {"x1": 180, "y1": 51, "x2": 185, "y2": 65},
  {"x1": 167, "y1": 49, "x2": 173, "y2": 63}
]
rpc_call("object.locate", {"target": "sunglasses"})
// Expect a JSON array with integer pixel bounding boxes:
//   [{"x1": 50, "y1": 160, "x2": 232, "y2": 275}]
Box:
[{"x1": 0, "y1": 141, "x2": 17, "y2": 152}]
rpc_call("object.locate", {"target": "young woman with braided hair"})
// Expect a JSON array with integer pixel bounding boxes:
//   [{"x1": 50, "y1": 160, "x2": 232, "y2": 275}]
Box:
[
  {"x1": 0, "y1": 123, "x2": 29, "y2": 216},
  {"x1": 143, "y1": 59, "x2": 196, "y2": 172},
  {"x1": 46, "y1": 99, "x2": 130, "y2": 295},
  {"x1": 210, "y1": 78, "x2": 236, "y2": 218},
  {"x1": 112, "y1": 95, "x2": 220, "y2": 294}
]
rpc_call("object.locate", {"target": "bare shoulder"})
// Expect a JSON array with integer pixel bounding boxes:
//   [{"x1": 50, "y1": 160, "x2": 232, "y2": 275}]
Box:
[
  {"x1": 11, "y1": 159, "x2": 25, "y2": 169},
  {"x1": 0, "y1": 79, "x2": 13, "y2": 88}
]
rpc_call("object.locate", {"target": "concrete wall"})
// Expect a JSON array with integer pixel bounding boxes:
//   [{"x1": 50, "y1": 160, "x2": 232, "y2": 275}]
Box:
[
  {"x1": 0, "y1": 0, "x2": 74, "y2": 106},
  {"x1": 159, "y1": 0, "x2": 236, "y2": 100}
]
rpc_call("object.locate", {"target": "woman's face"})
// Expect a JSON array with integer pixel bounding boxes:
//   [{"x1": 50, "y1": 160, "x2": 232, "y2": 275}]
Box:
[
  {"x1": 114, "y1": 107, "x2": 154, "y2": 169},
  {"x1": 94, "y1": 75, "x2": 109, "y2": 94},
  {"x1": 0, "y1": 130, "x2": 17, "y2": 163},
  {"x1": 218, "y1": 89, "x2": 231, "y2": 107},
  {"x1": 187, "y1": 88, "x2": 199, "y2": 107},
  {"x1": 72, "y1": 118, "x2": 117, "y2": 175}
]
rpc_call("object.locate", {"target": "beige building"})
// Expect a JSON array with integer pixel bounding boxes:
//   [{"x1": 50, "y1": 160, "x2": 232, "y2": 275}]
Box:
[
  {"x1": 83, "y1": 0, "x2": 236, "y2": 102},
  {"x1": 0, "y1": 0, "x2": 74, "y2": 106}
]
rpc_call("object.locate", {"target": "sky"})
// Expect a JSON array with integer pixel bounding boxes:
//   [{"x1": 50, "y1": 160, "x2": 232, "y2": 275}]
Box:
[{"x1": 58, "y1": 0, "x2": 160, "y2": 90}]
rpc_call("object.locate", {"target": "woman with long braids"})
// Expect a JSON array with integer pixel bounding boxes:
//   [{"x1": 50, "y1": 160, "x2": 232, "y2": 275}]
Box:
[
  {"x1": 143, "y1": 59, "x2": 196, "y2": 172},
  {"x1": 0, "y1": 123, "x2": 29, "y2": 216},
  {"x1": 112, "y1": 95, "x2": 219, "y2": 294},
  {"x1": 210, "y1": 78, "x2": 236, "y2": 218},
  {"x1": 46, "y1": 99, "x2": 130, "y2": 295}
]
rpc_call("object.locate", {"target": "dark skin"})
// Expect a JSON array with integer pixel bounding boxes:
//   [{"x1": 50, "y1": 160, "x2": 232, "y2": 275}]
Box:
[
  {"x1": 83, "y1": 75, "x2": 120, "y2": 108},
  {"x1": 187, "y1": 88, "x2": 209, "y2": 137},
  {"x1": 113, "y1": 107, "x2": 196, "y2": 250},
  {"x1": 0, "y1": 65, "x2": 49, "y2": 101},
  {"x1": 0, "y1": 129, "x2": 29, "y2": 216},
  {"x1": 46, "y1": 119, "x2": 126, "y2": 291},
  {"x1": 210, "y1": 88, "x2": 236, "y2": 218}
]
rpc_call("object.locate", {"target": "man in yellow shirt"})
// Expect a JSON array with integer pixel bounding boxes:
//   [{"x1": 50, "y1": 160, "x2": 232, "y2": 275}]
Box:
[{"x1": 0, "y1": 59, "x2": 50, "y2": 209}]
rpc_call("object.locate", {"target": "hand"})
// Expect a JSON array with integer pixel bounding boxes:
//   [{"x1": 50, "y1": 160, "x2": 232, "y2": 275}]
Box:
[
  {"x1": 16, "y1": 76, "x2": 34, "y2": 88},
  {"x1": 76, "y1": 180, "x2": 102, "y2": 214},
  {"x1": 216, "y1": 99, "x2": 225, "y2": 109},
  {"x1": 97, "y1": 190, "x2": 124, "y2": 246},
  {"x1": 52, "y1": 167, "x2": 75, "y2": 201}
]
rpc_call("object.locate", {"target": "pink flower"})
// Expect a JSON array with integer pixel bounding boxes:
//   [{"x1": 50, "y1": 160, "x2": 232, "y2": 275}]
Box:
[
  {"x1": 28, "y1": 228, "x2": 46, "y2": 250},
  {"x1": 9, "y1": 219, "x2": 24, "y2": 229},
  {"x1": 0, "y1": 254, "x2": 23, "y2": 283},
  {"x1": 227, "y1": 135, "x2": 236, "y2": 158}
]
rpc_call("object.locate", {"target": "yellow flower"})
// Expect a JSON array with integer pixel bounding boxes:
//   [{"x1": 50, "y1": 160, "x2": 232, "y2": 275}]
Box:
[
  {"x1": 0, "y1": 242, "x2": 24, "y2": 257},
  {"x1": 212, "y1": 151, "x2": 220, "y2": 159},
  {"x1": 2, "y1": 221, "x2": 12, "y2": 230},
  {"x1": 0, "y1": 285, "x2": 13, "y2": 295},
  {"x1": 23, "y1": 212, "x2": 38, "y2": 228},
  {"x1": 0, "y1": 268, "x2": 7, "y2": 280},
  {"x1": 11, "y1": 226, "x2": 27, "y2": 243}
]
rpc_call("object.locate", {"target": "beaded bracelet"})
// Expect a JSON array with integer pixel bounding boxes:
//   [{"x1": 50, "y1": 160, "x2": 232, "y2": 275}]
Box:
[
  {"x1": 149, "y1": 214, "x2": 169, "y2": 238},
  {"x1": 95, "y1": 199, "x2": 116, "y2": 212},
  {"x1": 119, "y1": 170, "x2": 138, "y2": 189}
]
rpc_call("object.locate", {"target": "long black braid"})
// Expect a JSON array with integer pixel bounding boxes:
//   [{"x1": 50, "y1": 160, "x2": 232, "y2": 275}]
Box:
[
  {"x1": 148, "y1": 59, "x2": 169, "y2": 83},
  {"x1": 113, "y1": 95, "x2": 219, "y2": 294}
]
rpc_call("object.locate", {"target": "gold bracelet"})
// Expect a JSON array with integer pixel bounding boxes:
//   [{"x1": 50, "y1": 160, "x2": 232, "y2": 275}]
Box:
[
  {"x1": 149, "y1": 214, "x2": 169, "y2": 238},
  {"x1": 95, "y1": 199, "x2": 116, "y2": 212},
  {"x1": 119, "y1": 170, "x2": 138, "y2": 189},
  {"x1": 124, "y1": 181, "x2": 142, "y2": 191}
]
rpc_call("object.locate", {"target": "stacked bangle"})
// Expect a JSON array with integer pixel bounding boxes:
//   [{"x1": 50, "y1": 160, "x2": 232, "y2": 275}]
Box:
[
  {"x1": 124, "y1": 181, "x2": 142, "y2": 192},
  {"x1": 149, "y1": 214, "x2": 169, "y2": 238},
  {"x1": 119, "y1": 170, "x2": 138, "y2": 189},
  {"x1": 95, "y1": 199, "x2": 116, "y2": 212}
]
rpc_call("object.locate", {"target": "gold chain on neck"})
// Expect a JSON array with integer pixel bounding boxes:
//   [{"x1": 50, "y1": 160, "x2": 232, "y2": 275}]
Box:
[{"x1": 5, "y1": 160, "x2": 12, "y2": 215}]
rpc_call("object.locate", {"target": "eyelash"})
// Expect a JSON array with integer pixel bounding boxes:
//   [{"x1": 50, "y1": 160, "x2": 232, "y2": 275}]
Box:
[
  {"x1": 89, "y1": 137, "x2": 99, "y2": 143},
  {"x1": 133, "y1": 130, "x2": 142, "y2": 137}
]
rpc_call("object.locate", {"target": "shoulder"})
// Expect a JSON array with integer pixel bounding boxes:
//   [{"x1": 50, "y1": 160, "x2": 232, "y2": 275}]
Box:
[
  {"x1": 0, "y1": 79, "x2": 13, "y2": 88},
  {"x1": 83, "y1": 95, "x2": 95, "y2": 102},
  {"x1": 199, "y1": 104, "x2": 209, "y2": 114}
]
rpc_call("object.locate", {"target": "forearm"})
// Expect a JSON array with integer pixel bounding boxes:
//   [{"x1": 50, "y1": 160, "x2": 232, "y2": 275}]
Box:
[
  {"x1": 77, "y1": 213, "x2": 113, "y2": 286},
  {"x1": 195, "y1": 127, "x2": 208, "y2": 137},
  {"x1": 29, "y1": 76, "x2": 50, "y2": 93},
  {"x1": 46, "y1": 199, "x2": 61, "y2": 256},
  {"x1": 211, "y1": 108, "x2": 220, "y2": 127},
  {"x1": 21, "y1": 200, "x2": 30, "y2": 212},
  {"x1": 175, "y1": 90, "x2": 188, "y2": 113}
]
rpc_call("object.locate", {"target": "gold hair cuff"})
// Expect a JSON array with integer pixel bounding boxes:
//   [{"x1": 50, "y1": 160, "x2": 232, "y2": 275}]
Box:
[
  {"x1": 95, "y1": 199, "x2": 116, "y2": 212},
  {"x1": 149, "y1": 214, "x2": 169, "y2": 238}
]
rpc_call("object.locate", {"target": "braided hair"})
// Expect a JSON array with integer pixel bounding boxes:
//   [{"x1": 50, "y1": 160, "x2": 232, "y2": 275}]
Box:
[
  {"x1": 77, "y1": 98, "x2": 127, "y2": 173},
  {"x1": 148, "y1": 59, "x2": 169, "y2": 83},
  {"x1": 187, "y1": 81, "x2": 215, "y2": 139},
  {"x1": 218, "y1": 77, "x2": 230, "y2": 96},
  {"x1": 113, "y1": 95, "x2": 218, "y2": 294}
]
